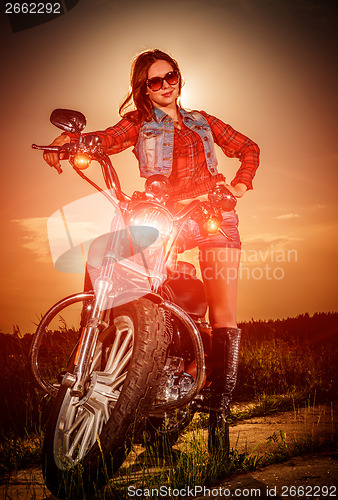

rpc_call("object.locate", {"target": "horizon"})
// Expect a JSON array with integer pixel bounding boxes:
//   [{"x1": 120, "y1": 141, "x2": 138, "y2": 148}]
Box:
[{"x1": 4, "y1": 310, "x2": 338, "y2": 338}]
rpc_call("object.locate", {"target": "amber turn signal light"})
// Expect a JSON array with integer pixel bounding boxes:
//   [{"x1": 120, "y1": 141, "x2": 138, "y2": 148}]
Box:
[
  {"x1": 204, "y1": 217, "x2": 221, "y2": 234},
  {"x1": 73, "y1": 153, "x2": 91, "y2": 170}
]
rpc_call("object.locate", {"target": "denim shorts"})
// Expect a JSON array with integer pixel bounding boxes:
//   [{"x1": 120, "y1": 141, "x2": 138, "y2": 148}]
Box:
[{"x1": 177, "y1": 210, "x2": 241, "y2": 252}]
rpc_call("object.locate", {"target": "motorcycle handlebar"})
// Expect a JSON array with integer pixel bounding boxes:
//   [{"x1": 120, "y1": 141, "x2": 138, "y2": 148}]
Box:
[
  {"x1": 32, "y1": 143, "x2": 72, "y2": 160},
  {"x1": 32, "y1": 144, "x2": 62, "y2": 152}
]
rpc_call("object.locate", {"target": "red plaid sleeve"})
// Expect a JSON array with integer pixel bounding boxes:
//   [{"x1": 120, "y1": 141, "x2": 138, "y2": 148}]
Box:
[
  {"x1": 65, "y1": 116, "x2": 140, "y2": 154},
  {"x1": 200, "y1": 111, "x2": 260, "y2": 190},
  {"x1": 90, "y1": 117, "x2": 140, "y2": 154}
]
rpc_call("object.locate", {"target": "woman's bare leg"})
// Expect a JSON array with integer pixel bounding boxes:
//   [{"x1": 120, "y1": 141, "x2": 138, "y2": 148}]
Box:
[{"x1": 199, "y1": 247, "x2": 241, "y2": 328}]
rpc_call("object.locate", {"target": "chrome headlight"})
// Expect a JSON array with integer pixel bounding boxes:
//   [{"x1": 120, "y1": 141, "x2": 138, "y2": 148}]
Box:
[{"x1": 127, "y1": 205, "x2": 173, "y2": 248}]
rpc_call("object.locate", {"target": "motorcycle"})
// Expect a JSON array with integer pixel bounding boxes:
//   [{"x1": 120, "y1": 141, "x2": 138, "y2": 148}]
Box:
[{"x1": 30, "y1": 109, "x2": 237, "y2": 498}]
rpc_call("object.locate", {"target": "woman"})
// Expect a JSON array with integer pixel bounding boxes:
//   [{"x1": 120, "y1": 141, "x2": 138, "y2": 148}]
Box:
[{"x1": 43, "y1": 49, "x2": 260, "y2": 456}]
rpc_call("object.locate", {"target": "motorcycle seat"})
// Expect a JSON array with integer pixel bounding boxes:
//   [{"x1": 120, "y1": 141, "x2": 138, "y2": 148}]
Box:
[
  {"x1": 175, "y1": 261, "x2": 197, "y2": 277},
  {"x1": 163, "y1": 263, "x2": 208, "y2": 318}
]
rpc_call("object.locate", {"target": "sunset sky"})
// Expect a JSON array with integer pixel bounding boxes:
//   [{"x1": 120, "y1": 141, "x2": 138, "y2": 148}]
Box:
[{"x1": 1, "y1": 0, "x2": 337, "y2": 334}]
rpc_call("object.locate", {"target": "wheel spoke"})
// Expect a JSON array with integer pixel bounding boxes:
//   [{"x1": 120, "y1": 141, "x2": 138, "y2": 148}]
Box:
[
  {"x1": 110, "y1": 345, "x2": 133, "y2": 380},
  {"x1": 66, "y1": 413, "x2": 90, "y2": 460},
  {"x1": 65, "y1": 408, "x2": 86, "y2": 439},
  {"x1": 78, "y1": 413, "x2": 95, "y2": 459},
  {"x1": 107, "y1": 323, "x2": 133, "y2": 373}
]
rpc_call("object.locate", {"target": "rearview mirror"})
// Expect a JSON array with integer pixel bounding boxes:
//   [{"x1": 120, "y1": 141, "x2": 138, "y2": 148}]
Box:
[{"x1": 50, "y1": 109, "x2": 86, "y2": 134}]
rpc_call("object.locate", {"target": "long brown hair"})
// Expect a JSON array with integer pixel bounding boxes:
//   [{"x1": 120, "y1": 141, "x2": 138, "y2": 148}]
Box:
[{"x1": 119, "y1": 49, "x2": 182, "y2": 123}]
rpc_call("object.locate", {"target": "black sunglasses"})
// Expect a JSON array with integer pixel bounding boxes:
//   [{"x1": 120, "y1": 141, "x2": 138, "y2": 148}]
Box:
[{"x1": 146, "y1": 70, "x2": 180, "y2": 92}]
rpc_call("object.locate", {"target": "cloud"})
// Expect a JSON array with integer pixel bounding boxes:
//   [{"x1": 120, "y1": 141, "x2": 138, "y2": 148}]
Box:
[
  {"x1": 240, "y1": 233, "x2": 302, "y2": 265},
  {"x1": 274, "y1": 213, "x2": 300, "y2": 220},
  {"x1": 11, "y1": 217, "x2": 51, "y2": 263},
  {"x1": 242, "y1": 233, "x2": 303, "y2": 252}
]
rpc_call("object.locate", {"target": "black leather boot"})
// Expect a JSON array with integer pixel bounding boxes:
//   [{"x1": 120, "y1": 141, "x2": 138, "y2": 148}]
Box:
[{"x1": 208, "y1": 327, "x2": 241, "y2": 456}]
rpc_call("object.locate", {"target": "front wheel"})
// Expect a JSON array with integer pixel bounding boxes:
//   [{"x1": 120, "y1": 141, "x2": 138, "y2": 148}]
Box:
[{"x1": 42, "y1": 298, "x2": 167, "y2": 498}]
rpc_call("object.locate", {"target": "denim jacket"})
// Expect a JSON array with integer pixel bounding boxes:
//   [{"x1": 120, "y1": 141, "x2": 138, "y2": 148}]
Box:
[{"x1": 134, "y1": 107, "x2": 219, "y2": 178}]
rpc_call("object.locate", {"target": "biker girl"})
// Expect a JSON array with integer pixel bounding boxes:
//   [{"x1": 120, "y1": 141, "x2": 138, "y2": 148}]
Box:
[{"x1": 43, "y1": 48, "x2": 260, "y2": 455}]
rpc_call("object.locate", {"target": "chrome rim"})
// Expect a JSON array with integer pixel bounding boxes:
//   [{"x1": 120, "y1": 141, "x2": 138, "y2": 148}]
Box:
[{"x1": 53, "y1": 315, "x2": 134, "y2": 468}]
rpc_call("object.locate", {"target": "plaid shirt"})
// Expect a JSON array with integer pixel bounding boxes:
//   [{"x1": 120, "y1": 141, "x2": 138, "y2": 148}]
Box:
[{"x1": 88, "y1": 109, "x2": 260, "y2": 201}]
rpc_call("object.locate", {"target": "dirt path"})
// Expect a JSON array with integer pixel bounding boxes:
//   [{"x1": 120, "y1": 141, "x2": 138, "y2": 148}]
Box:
[
  {"x1": 193, "y1": 403, "x2": 337, "y2": 499},
  {"x1": 1, "y1": 404, "x2": 336, "y2": 499},
  {"x1": 226, "y1": 402, "x2": 335, "y2": 456},
  {"x1": 195, "y1": 451, "x2": 337, "y2": 500}
]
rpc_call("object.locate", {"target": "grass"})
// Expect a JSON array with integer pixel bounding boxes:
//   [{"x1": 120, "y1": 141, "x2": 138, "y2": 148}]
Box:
[
  {"x1": 235, "y1": 336, "x2": 337, "y2": 403},
  {"x1": 2, "y1": 399, "x2": 336, "y2": 498},
  {"x1": 0, "y1": 313, "x2": 337, "y2": 496},
  {"x1": 0, "y1": 434, "x2": 43, "y2": 478}
]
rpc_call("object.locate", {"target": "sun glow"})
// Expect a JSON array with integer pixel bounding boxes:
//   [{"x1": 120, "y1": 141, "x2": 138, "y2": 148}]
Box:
[{"x1": 180, "y1": 84, "x2": 197, "y2": 109}]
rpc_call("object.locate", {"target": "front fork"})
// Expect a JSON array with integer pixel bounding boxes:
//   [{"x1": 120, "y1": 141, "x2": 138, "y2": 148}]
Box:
[
  {"x1": 62, "y1": 277, "x2": 113, "y2": 397},
  {"x1": 63, "y1": 224, "x2": 125, "y2": 397}
]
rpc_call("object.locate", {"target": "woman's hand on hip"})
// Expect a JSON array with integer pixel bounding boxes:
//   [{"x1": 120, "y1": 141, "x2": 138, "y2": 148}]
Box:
[{"x1": 217, "y1": 181, "x2": 247, "y2": 198}]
